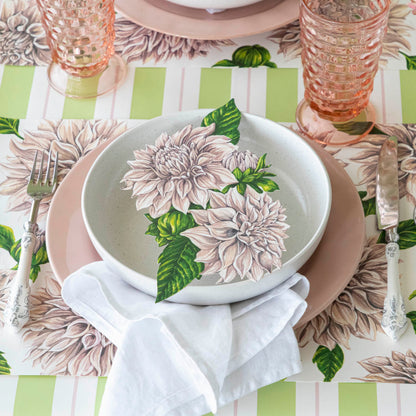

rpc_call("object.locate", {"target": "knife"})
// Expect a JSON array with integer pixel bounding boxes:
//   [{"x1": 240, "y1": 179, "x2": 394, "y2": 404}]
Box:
[{"x1": 376, "y1": 136, "x2": 408, "y2": 341}]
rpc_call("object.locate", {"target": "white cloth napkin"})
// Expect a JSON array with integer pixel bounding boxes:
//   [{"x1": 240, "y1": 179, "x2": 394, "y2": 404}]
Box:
[{"x1": 62, "y1": 261, "x2": 309, "y2": 416}]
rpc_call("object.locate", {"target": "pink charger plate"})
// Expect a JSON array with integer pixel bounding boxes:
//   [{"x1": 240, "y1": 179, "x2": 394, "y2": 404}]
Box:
[
  {"x1": 115, "y1": 0, "x2": 298, "y2": 40},
  {"x1": 46, "y1": 137, "x2": 365, "y2": 327}
]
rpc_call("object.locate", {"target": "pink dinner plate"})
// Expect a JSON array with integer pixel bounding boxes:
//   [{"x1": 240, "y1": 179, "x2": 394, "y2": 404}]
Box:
[
  {"x1": 46, "y1": 135, "x2": 365, "y2": 326},
  {"x1": 115, "y1": 0, "x2": 298, "y2": 40}
]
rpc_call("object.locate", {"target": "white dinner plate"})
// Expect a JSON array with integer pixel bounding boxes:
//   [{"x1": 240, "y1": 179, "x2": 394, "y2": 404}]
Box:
[{"x1": 82, "y1": 110, "x2": 331, "y2": 304}]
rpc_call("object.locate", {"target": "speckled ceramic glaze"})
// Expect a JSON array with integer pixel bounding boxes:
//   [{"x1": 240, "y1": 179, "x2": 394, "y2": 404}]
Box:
[{"x1": 80, "y1": 111, "x2": 331, "y2": 304}]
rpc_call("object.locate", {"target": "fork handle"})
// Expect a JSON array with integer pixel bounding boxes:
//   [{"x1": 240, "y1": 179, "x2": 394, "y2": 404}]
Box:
[{"x1": 3, "y1": 221, "x2": 37, "y2": 331}]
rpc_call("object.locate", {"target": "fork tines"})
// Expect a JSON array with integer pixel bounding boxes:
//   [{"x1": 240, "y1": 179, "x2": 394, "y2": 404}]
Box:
[{"x1": 29, "y1": 149, "x2": 59, "y2": 186}]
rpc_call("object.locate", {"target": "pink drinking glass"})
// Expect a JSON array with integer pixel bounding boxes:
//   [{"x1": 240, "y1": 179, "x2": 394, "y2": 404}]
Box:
[
  {"x1": 296, "y1": 0, "x2": 390, "y2": 145},
  {"x1": 37, "y1": 0, "x2": 126, "y2": 99}
]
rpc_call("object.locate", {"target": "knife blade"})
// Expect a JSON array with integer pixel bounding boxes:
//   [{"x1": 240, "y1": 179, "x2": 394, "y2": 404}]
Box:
[{"x1": 376, "y1": 136, "x2": 408, "y2": 341}]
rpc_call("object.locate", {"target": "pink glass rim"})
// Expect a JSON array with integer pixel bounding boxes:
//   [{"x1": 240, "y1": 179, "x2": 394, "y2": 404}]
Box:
[
  {"x1": 49, "y1": 0, "x2": 114, "y2": 9},
  {"x1": 301, "y1": 0, "x2": 390, "y2": 26}
]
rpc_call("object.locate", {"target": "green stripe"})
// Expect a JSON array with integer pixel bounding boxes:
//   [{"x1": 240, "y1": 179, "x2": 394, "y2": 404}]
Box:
[
  {"x1": 0, "y1": 66, "x2": 35, "y2": 118},
  {"x1": 14, "y1": 376, "x2": 56, "y2": 416},
  {"x1": 257, "y1": 381, "x2": 296, "y2": 416},
  {"x1": 339, "y1": 383, "x2": 377, "y2": 416},
  {"x1": 198, "y1": 68, "x2": 232, "y2": 109},
  {"x1": 62, "y1": 97, "x2": 97, "y2": 119},
  {"x1": 94, "y1": 377, "x2": 107, "y2": 416},
  {"x1": 62, "y1": 74, "x2": 100, "y2": 118},
  {"x1": 266, "y1": 68, "x2": 298, "y2": 123},
  {"x1": 130, "y1": 68, "x2": 166, "y2": 119},
  {"x1": 400, "y1": 70, "x2": 416, "y2": 123}
]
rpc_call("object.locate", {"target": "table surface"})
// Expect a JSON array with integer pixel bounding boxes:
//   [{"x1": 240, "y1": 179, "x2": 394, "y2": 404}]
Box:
[{"x1": 1, "y1": 0, "x2": 416, "y2": 414}]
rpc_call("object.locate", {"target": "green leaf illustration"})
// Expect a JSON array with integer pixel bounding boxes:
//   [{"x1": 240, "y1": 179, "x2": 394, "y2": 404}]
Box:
[
  {"x1": 312, "y1": 344, "x2": 344, "y2": 382},
  {"x1": 212, "y1": 59, "x2": 235, "y2": 67},
  {"x1": 377, "y1": 219, "x2": 416, "y2": 249},
  {"x1": 0, "y1": 351, "x2": 11, "y2": 375},
  {"x1": 145, "y1": 210, "x2": 196, "y2": 247},
  {"x1": 0, "y1": 118, "x2": 24, "y2": 140},
  {"x1": 156, "y1": 236, "x2": 204, "y2": 302},
  {"x1": 201, "y1": 98, "x2": 241, "y2": 145},
  {"x1": 400, "y1": 51, "x2": 416, "y2": 70},
  {"x1": 358, "y1": 192, "x2": 376, "y2": 217},
  {"x1": 406, "y1": 311, "x2": 416, "y2": 333},
  {"x1": 157, "y1": 211, "x2": 196, "y2": 241},
  {"x1": 30, "y1": 265, "x2": 41, "y2": 283},
  {"x1": 213, "y1": 45, "x2": 277, "y2": 69},
  {"x1": 224, "y1": 154, "x2": 279, "y2": 195},
  {"x1": 0, "y1": 224, "x2": 15, "y2": 252},
  {"x1": 409, "y1": 290, "x2": 416, "y2": 301},
  {"x1": 32, "y1": 243, "x2": 49, "y2": 266},
  {"x1": 8, "y1": 238, "x2": 49, "y2": 283}
]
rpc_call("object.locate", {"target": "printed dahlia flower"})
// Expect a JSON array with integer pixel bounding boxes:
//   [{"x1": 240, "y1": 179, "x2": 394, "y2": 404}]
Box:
[
  {"x1": 0, "y1": 120, "x2": 127, "y2": 219},
  {"x1": 181, "y1": 187, "x2": 289, "y2": 283},
  {"x1": 122, "y1": 124, "x2": 237, "y2": 217},
  {"x1": 22, "y1": 275, "x2": 116, "y2": 376},
  {"x1": 0, "y1": 0, "x2": 50, "y2": 65},
  {"x1": 114, "y1": 17, "x2": 234, "y2": 63},
  {"x1": 223, "y1": 149, "x2": 259, "y2": 172},
  {"x1": 358, "y1": 350, "x2": 416, "y2": 383},
  {"x1": 350, "y1": 124, "x2": 416, "y2": 205},
  {"x1": 296, "y1": 237, "x2": 387, "y2": 350}
]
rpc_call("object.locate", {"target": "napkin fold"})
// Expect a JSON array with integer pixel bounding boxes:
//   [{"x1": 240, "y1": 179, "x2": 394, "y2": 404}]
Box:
[{"x1": 62, "y1": 262, "x2": 309, "y2": 416}]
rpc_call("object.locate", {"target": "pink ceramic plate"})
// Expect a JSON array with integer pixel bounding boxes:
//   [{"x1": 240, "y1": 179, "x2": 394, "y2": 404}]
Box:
[
  {"x1": 115, "y1": 0, "x2": 298, "y2": 40},
  {"x1": 46, "y1": 137, "x2": 365, "y2": 326}
]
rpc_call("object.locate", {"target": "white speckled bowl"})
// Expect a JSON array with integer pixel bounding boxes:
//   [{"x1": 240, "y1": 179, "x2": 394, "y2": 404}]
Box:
[
  {"x1": 82, "y1": 110, "x2": 331, "y2": 304},
  {"x1": 163, "y1": 0, "x2": 263, "y2": 10}
]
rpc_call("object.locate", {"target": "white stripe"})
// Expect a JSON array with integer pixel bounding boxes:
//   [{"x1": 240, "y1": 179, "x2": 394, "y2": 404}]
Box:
[
  {"x1": 51, "y1": 376, "x2": 76, "y2": 416},
  {"x1": 0, "y1": 375, "x2": 18, "y2": 416},
  {"x1": 181, "y1": 67, "x2": 201, "y2": 111},
  {"x1": 383, "y1": 70, "x2": 403, "y2": 123},
  {"x1": 319, "y1": 382, "x2": 338, "y2": 416},
  {"x1": 0, "y1": 64, "x2": 5, "y2": 86},
  {"x1": 44, "y1": 85, "x2": 66, "y2": 120},
  {"x1": 248, "y1": 67, "x2": 267, "y2": 118},
  {"x1": 73, "y1": 377, "x2": 98, "y2": 416},
  {"x1": 371, "y1": 71, "x2": 383, "y2": 123},
  {"x1": 111, "y1": 66, "x2": 136, "y2": 119},
  {"x1": 216, "y1": 401, "x2": 234, "y2": 416},
  {"x1": 26, "y1": 66, "x2": 49, "y2": 119},
  {"x1": 376, "y1": 384, "x2": 398, "y2": 416},
  {"x1": 231, "y1": 68, "x2": 249, "y2": 113},
  {"x1": 94, "y1": 90, "x2": 116, "y2": 119},
  {"x1": 237, "y1": 391, "x2": 257, "y2": 416},
  {"x1": 297, "y1": 67, "x2": 305, "y2": 105},
  {"x1": 162, "y1": 67, "x2": 182, "y2": 115},
  {"x1": 398, "y1": 384, "x2": 416, "y2": 416},
  {"x1": 295, "y1": 383, "x2": 316, "y2": 416}
]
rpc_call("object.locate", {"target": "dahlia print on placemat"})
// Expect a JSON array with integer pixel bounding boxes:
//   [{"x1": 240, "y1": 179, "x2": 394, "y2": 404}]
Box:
[
  {"x1": 22, "y1": 274, "x2": 116, "y2": 376},
  {"x1": 0, "y1": 0, "x2": 50, "y2": 65},
  {"x1": 296, "y1": 237, "x2": 387, "y2": 350},
  {"x1": 268, "y1": 0, "x2": 413, "y2": 63},
  {"x1": 358, "y1": 350, "x2": 416, "y2": 382},
  {"x1": 0, "y1": 120, "x2": 127, "y2": 220},
  {"x1": 114, "y1": 17, "x2": 234, "y2": 63},
  {"x1": 122, "y1": 99, "x2": 286, "y2": 302},
  {"x1": 349, "y1": 124, "x2": 416, "y2": 205}
]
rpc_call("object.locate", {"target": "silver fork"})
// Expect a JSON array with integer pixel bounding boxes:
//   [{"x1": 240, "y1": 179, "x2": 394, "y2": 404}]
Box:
[{"x1": 4, "y1": 150, "x2": 59, "y2": 331}]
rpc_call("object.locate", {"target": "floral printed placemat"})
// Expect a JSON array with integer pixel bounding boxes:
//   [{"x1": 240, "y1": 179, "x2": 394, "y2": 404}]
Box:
[
  {"x1": 1, "y1": 118, "x2": 416, "y2": 384},
  {"x1": 1, "y1": 0, "x2": 416, "y2": 70}
]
